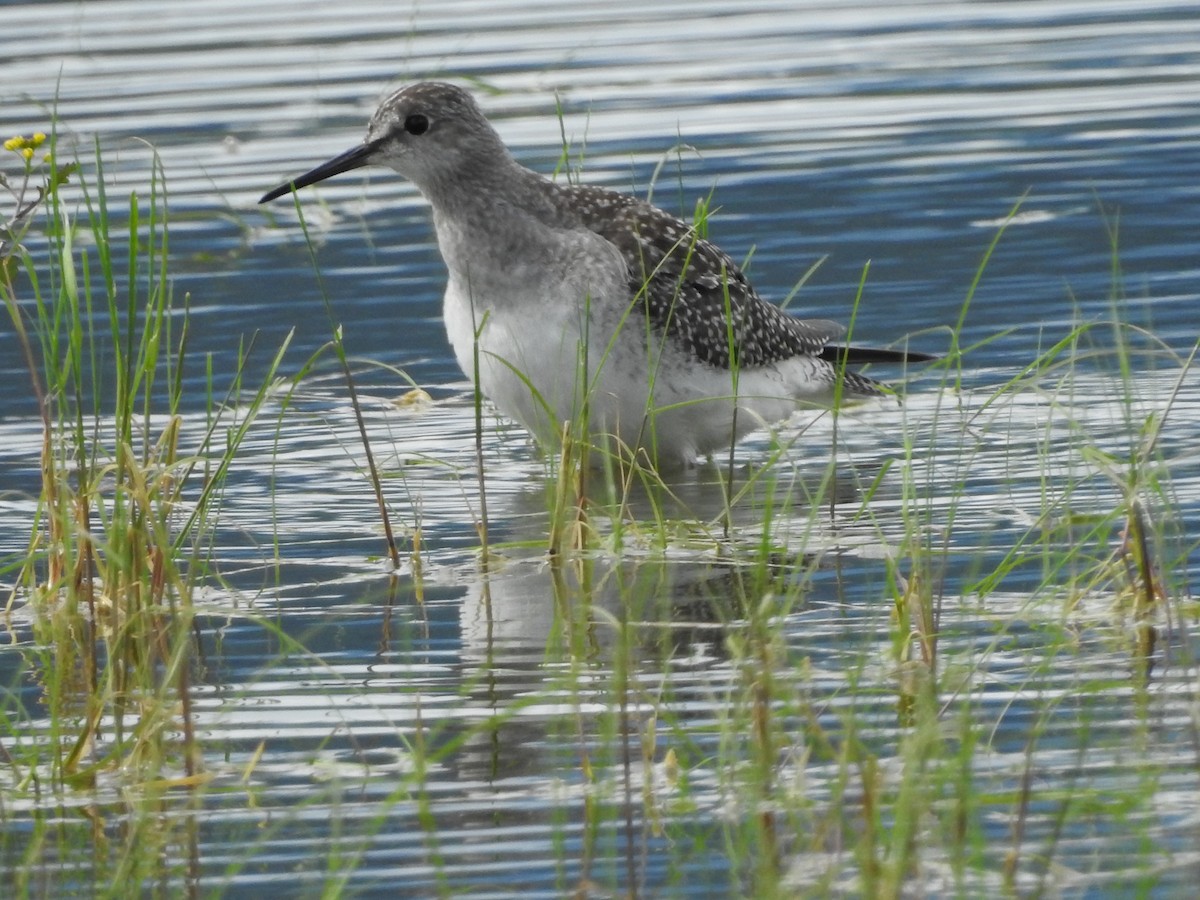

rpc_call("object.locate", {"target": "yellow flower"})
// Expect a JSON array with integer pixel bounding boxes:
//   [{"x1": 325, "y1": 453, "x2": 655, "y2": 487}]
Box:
[
  {"x1": 20, "y1": 147, "x2": 34, "y2": 161},
  {"x1": 31, "y1": 132, "x2": 47, "y2": 147},
  {"x1": 3, "y1": 136, "x2": 23, "y2": 152}
]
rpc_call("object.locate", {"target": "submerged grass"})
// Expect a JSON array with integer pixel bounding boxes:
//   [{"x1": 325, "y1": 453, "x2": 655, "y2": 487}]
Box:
[{"x1": 1, "y1": 122, "x2": 1198, "y2": 899}]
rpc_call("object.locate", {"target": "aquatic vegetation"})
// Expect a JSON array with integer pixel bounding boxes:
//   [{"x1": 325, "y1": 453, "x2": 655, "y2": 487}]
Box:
[
  {"x1": 2, "y1": 131, "x2": 289, "y2": 893},
  {"x1": 1, "y1": 122, "x2": 1197, "y2": 899}
]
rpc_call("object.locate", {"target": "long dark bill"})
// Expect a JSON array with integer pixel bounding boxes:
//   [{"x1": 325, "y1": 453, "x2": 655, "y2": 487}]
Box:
[{"x1": 259, "y1": 141, "x2": 378, "y2": 203}]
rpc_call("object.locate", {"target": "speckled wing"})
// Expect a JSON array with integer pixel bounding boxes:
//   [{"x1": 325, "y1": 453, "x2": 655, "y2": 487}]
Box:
[{"x1": 563, "y1": 185, "x2": 845, "y2": 371}]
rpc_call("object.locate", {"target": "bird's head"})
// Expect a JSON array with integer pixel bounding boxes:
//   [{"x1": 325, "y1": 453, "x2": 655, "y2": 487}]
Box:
[{"x1": 260, "y1": 81, "x2": 510, "y2": 204}]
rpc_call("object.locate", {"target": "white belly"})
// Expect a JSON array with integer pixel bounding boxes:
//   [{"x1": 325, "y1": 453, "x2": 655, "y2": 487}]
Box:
[
  {"x1": 443, "y1": 277, "x2": 595, "y2": 446},
  {"x1": 442, "y1": 278, "x2": 830, "y2": 467}
]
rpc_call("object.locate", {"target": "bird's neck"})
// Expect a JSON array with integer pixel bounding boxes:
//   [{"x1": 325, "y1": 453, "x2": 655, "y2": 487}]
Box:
[
  {"x1": 426, "y1": 163, "x2": 572, "y2": 284},
  {"x1": 421, "y1": 152, "x2": 533, "y2": 217}
]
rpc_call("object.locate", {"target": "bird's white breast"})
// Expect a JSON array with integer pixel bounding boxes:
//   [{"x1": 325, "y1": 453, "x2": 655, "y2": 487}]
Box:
[{"x1": 437, "y1": 210, "x2": 643, "y2": 449}]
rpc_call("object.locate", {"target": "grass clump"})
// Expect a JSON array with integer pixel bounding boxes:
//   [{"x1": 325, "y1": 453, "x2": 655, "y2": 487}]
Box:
[{"x1": 1, "y1": 128, "x2": 288, "y2": 894}]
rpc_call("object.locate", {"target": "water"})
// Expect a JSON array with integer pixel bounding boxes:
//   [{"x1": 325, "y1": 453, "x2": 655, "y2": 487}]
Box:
[{"x1": 2, "y1": 0, "x2": 1199, "y2": 895}]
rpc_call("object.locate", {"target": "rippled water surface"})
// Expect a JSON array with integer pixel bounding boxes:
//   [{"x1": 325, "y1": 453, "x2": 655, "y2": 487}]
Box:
[{"x1": 2, "y1": 1, "x2": 1199, "y2": 896}]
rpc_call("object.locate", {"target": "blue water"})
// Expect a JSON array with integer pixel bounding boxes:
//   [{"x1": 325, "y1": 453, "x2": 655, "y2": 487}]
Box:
[
  {"x1": 4, "y1": 1, "x2": 1196, "y2": 406},
  {"x1": 2, "y1": 1, "x2": 1199, "y2": 896}
]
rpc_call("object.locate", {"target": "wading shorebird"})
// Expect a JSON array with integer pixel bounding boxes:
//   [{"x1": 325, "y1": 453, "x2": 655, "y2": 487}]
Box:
[{"x1": 261, "y1": 81, "x2": 933, "y2": 468}]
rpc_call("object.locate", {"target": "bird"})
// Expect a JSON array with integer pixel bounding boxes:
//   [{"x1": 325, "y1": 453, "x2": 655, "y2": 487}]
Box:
[{"x1": 261, "y1": 81, "x2": 933, "y2": 469}]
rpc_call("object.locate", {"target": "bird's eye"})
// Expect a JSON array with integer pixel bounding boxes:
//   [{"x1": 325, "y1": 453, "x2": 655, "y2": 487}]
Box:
[{"x1": 404, "y1": 114, "x2": 430, "y2": 136}]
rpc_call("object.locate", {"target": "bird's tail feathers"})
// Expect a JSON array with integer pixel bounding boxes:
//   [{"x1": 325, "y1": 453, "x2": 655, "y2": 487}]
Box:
[{"x1": 820, "y1": 344, "x2": 937, "y2": 365}]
